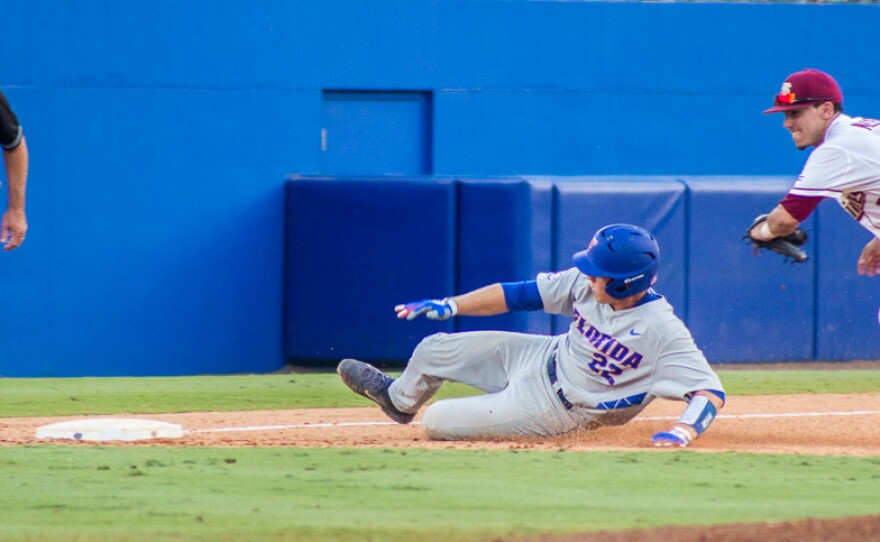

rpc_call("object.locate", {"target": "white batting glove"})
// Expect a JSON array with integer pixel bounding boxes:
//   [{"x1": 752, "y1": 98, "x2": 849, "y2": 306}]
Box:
[{"x1": 394, "y1": 298, "x2": 459, "y2": 320}]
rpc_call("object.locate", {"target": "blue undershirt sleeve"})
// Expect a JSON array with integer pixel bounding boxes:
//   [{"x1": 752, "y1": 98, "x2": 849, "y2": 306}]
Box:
[{"x1": 501, "y1": 280, "x2": 544, "y2": 312}]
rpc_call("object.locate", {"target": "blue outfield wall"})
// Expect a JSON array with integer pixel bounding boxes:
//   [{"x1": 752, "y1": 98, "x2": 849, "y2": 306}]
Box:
[
  {"x1": 814, "y1": 205, "x2": 880, "y2": 360},
  {"x1": 285, "y1": 177, "x2": 456, "y2": 364},
  {"x1": 284, "y1": 176, "x2": 880, "y2": 365},
  {"x1": 684, "y1": 178, "x2": 816, "y2": 363},
  {"x1": 456, "y1": 179, "x2": 554, "y2": 336},
  {"x1": 2, "y1": 2, "x2": 880, "y2": 375}
]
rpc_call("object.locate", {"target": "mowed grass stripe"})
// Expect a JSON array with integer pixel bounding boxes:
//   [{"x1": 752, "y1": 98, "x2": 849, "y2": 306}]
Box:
[
  {"x1": 0, "y1": 447, "x2": 877, "y2": 542},
  {"x1": 0, "y1": 368, "x2": 878, "y2": 418}
]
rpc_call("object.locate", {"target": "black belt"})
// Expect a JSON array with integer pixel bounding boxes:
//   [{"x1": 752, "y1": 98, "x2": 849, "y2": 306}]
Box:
[{"x1": 547, "y1": 356, "x2": 574, "y2": 410}]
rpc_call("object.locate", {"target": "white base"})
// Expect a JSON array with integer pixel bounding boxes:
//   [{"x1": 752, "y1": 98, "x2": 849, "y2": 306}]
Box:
[{"x1": 35, "y1": 418, "x2": 184, "y2": 441}]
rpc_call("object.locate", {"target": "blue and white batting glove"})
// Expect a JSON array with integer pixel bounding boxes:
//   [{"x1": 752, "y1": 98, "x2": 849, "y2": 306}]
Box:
[
  {"x1": 651, "y1": 426, "x2": 693, "y2": 448},
  {"x1": 394, "y1": 298, "x2": 459, "y2": 321}
]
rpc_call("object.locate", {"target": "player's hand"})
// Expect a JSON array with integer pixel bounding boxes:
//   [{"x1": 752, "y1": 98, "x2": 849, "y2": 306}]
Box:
[
  {"x1": 1, "y1": 209, "x2": 27, "y2": 251},
  {"x1": 395, "y1": 298, "x2": 458, "y2": 321},
  {"x1": 857, "y1": 237, "x2": 880, "y2": 277},
  {"x1": 651, "y1": 426, "x2": 692, "y2": 448}
]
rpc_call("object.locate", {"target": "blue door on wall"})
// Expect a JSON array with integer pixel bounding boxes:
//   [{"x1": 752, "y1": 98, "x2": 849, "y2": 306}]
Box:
[{"x1": 321, "y1": 91, "x2": 433, "y2": 175}]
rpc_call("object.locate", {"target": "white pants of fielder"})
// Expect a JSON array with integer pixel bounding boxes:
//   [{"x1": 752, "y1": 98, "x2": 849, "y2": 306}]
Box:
[{"x1": 388, "y1": 331, "x2": 632, "y2": 440}]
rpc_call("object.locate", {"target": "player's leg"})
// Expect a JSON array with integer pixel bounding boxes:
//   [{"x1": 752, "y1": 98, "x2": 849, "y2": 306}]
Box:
[
  {"x1": 336, "y1": 358, "x2": 415, "y2": 424},
  {"x1": 389, "y1": 331, "x2": 556, "y2": 414},
  {"x1": 339, "y1": 331, "x2": 556, "y2": 424},
  {"x1": 337, "y1": 331, "x2": 525, "y2": 424},
  {"x1": 419, "y1": 361, "x2": 580, "y2": 440}
]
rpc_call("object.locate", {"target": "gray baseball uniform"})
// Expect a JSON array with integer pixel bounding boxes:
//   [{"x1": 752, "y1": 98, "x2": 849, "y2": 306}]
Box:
[{"x1": 388, "y1": 267, "x2": 724, "y2": 440}]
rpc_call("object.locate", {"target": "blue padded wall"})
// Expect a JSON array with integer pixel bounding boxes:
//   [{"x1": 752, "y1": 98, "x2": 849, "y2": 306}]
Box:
[
  {"x1": 285, "y1": 177, "x2": 456, "y2": 365},
  {"x1": 814, "y1": 203, "x2": 880, "y2": 360},
  {"x1": 283, "y1": 176, "x2": 876, "y2": 365},
  {"x1": 456, "y1": 180, "x2": 553, "y2": 334},
  {"x1": 549, "y1": 178, "x2": 687, "y2": 334},
  {"x1": 685, "y1": 178, "x2": 815, "y2": 363}
]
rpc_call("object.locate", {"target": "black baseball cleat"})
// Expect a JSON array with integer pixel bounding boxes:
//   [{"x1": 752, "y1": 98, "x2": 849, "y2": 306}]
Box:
[{"x1": 337, "y1": 359, "x2": 415, "y2": 424}]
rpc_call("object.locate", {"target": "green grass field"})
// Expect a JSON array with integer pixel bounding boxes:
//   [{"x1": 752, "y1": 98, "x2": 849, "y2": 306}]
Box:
[
  {"x1": 0, "y1": 367, "x2": 878, "y2": 541},
  {"x1": 3, "y1": 368, "x2": 879, "y2": 416}
]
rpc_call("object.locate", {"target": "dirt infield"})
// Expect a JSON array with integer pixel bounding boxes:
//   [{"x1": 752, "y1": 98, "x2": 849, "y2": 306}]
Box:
[
  {"x1": 511, "y1": 515, "x2": 880, "y2": 542},
  {"x1": 3, "y1": 392, "x2": 878, "y2": 455},
  {"x1": 2, "y1": 391, "x2": 878, "y2": 540}
]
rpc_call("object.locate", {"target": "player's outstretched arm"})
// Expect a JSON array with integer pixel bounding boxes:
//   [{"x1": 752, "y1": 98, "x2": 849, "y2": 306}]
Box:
[
  {"x1": 651, "y1": 391, "x2": 724, "y2": 448},
  {"x1": 395, "y1": 283, "x2": 509, "y2": 320},
  {"x1": 1, "y1": 135, "x2": 28, "y2": 251}
]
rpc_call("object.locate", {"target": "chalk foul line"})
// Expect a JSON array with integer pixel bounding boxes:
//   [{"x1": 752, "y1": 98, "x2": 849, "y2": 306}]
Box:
[
  {"x1": 185, "y1": 410, "x2": 880, "y2": 434},
  {"x1": 187, "y1": 421, "x2": 401, "y2": 434}
]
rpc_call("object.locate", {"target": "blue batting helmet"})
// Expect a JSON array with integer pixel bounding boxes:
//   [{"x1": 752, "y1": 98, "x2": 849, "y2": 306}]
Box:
[{"x1": 572, "y1": 224, "x2": 660, "y2": 300}]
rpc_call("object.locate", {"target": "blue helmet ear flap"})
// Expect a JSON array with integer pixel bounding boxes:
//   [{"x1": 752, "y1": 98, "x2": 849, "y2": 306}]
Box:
[{"x1": 572, "y1": 224, "x2": 660, "y2": 300}]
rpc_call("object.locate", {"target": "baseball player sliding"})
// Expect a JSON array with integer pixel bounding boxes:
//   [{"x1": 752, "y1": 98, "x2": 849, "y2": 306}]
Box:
[
  {"x1": 747, "y1": 68, "x2": 880, "y2": 279},
  {"x1": 338, "y1": 224, "x2": 725, "y2": 448}
]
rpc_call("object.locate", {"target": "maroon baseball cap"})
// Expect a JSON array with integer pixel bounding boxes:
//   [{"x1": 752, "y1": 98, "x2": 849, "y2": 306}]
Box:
[{"x1": 763, "y1": 69, "x2": 843, "y2": 114}]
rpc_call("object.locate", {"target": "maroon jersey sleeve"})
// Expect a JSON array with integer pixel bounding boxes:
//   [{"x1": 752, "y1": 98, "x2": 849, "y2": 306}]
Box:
[{"x1": 779, "y1": 193, "x2": 823, "y2": 222}]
